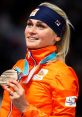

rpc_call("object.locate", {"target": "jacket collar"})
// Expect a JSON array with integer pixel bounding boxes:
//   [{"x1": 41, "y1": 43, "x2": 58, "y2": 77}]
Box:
[{"x1": 26, "y1": 46, "x2": 57, "y2": 64}]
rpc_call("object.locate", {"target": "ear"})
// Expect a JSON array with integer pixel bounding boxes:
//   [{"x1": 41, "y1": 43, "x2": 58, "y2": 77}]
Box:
[{"x1": 55, "y1": 35, "x2": 61, "y2": 42}]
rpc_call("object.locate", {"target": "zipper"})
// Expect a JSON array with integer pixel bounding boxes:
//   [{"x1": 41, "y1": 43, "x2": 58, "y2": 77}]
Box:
[{"x1": 7, "y1": 101, "x2": 13, "y2": 117}]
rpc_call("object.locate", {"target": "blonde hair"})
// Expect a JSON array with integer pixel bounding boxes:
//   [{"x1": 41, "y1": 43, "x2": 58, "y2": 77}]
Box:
[{"x1": 40, "y1": 2, "x2": 73, "y2": 61}]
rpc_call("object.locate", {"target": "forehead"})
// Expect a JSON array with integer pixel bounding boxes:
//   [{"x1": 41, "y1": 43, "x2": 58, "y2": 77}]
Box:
[
  {"x1": 27, "y1": 19, "x2": 55, "y2": 33},
  {"x1": 27, "y1": 19, "x2": 47, "y2": 25}
]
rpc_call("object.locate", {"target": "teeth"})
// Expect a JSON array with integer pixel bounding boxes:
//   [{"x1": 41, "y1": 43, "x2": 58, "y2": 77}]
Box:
[
  {"x1": 30, "y1": 37, "x2": 35, "y2": 40},
  {"x1": 29, "y1": 37, "x2": 38, "y2": 40}
]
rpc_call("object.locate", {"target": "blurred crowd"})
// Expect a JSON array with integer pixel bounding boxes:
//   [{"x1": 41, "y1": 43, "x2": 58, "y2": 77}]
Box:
[{"x1": 0, "y1": 0, "x2": 82, "y2": 116}]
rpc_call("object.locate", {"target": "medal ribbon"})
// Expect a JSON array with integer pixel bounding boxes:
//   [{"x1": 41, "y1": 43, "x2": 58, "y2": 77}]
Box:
[{"x1": 14, "y1": 52, "x2": 57, "y2": 83}]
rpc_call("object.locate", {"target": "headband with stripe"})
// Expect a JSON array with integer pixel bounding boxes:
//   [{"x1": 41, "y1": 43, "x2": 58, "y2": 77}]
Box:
[{"x1": 28, "y1": 5, "x2": 66, "y2": 37}]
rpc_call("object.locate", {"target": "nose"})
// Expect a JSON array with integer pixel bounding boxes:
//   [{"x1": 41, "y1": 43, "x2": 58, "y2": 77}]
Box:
[{"x1": 28, "y1": 26, "x2": 37, "y2": 34}]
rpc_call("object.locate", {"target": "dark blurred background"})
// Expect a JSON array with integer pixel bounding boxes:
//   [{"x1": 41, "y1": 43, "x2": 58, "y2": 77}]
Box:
[{"x1": 0, "y1": 0, "x2": 82, "y2": 116}]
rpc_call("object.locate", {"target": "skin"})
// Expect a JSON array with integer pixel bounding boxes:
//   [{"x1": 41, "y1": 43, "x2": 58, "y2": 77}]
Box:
[
  {"x1": 25, "y1": 19, "x2": 60, "y2": 49},
  {"x1": 1, "y1": 19, "x2": 61, "y2": 112},
  {"x1": 1, "y1": 70, "x2": 28, "y2": 112}
]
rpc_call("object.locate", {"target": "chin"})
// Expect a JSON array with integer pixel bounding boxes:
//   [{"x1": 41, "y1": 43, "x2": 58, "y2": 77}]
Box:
[{"x1": 27, "y1": 45, "x2": 38, "y2": 50}]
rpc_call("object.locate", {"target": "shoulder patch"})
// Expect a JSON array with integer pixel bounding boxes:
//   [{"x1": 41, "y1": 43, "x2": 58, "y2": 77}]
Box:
[{"x1": 65, "y1": 96, "x2": 77, "y2": 107}]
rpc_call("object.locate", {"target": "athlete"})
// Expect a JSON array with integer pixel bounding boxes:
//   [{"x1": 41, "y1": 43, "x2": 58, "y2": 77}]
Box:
[{"x1": 0, "y1": 2, "x2": 79, "y2": 117}]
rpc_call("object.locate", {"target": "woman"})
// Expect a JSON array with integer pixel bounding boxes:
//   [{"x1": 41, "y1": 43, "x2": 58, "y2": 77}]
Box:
[{"x1": 0, "y1": 2, "x2": 79, "y2": 117}]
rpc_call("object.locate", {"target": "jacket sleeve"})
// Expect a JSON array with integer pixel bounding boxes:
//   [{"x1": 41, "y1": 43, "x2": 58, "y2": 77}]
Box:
[
  {"x1": 0, "y1": 90, "x2": 11, "y2": 117},
  {"x1": 22, "y1": 67, "x2": 79, "y2": 117}
]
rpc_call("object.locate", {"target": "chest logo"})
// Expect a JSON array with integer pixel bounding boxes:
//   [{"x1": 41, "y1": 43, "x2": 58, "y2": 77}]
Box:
[{"x1": 33, "y1": 69, "x2": 48, "y2": 80}]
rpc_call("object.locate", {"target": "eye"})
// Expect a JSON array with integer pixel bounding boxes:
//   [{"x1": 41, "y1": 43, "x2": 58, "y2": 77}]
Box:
[
  {"x1": 37, "y1": 24, "x2": 46, "y2": 29},
  {"x1": 27, "y1": 22, "x2": 33, "y2": 28}
]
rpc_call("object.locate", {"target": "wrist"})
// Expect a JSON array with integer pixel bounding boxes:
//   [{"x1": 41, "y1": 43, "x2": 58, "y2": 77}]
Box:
[{"x1": 20, "y1": 102, "x2": 29, "y2": 112}]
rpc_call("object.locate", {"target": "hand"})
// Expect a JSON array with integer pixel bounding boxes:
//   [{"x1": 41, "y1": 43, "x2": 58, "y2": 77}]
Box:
[
  {"x1": 0, "y1": 69, "x2": 29, "y2": 112},
  {"x1": 5, "y1": 80, "x2": 29, "y2": 112}
]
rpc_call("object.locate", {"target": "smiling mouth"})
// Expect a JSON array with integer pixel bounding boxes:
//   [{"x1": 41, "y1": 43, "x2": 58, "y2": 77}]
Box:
[{"x1": 28, "y1": 37, "x2": 39, "y2": 40}]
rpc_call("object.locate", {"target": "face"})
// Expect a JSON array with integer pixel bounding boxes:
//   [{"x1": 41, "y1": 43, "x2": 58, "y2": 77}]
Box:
[{"x1": 25, "y1": 19, "x2": 60, "y2": 49}]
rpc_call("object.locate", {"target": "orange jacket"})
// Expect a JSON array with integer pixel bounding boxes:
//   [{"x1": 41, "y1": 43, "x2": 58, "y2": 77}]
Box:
[{"x1": 0, "y1": 46, "x2": 79, "y2": 117}]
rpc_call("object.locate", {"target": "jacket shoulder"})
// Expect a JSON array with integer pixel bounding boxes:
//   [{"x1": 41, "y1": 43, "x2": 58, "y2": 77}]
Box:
[
  {"x1": 47, "y1": 60, "x2": 79, "y2": 90},
  {"x1": 13, "y1": 59, "x2": 25, "y2": 70}
]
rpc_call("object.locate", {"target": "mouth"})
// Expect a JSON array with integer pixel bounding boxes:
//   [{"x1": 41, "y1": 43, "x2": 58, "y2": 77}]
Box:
[{"x1": 27, "y1": 37, "x2": 39, "y2": 41}]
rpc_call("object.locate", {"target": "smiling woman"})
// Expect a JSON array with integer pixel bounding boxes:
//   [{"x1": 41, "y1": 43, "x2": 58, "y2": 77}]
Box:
[
  {"x1": 0, "y1": 2, "x2": 79, "y2": 117},
  {"x1": 25, "y1": 19, "x2": 60, "y2": 49}
]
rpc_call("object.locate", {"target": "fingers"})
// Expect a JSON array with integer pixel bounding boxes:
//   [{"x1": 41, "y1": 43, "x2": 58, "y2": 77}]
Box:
[
  {"x1": 7, "y1": 80, "x2": 21, "y2": 92},
  {"x1": 5, "y1": 80, "x2": 25, "y2": 98},
  {"x1": 0, "y1": 69, "x2": 24, "y2": 99},
  {"x1": 8, "y1": 80, "x2": 19, "y2": 88},
  {"x1": 5, "y1": 86, "x2": 20, "y2": 100}
]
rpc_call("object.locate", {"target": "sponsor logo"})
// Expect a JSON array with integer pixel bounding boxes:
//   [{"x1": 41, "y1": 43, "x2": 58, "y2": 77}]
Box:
[
  {"x1": 33, "y1": 69, "x2": 48, "y2": 80},
  {"x1": 55, "y1": 20, "x2": 61, "y2": 26},
  {"x1": 65, "y1": 96, "x2": 77, "y2": 107},
  {"x1": 30, "y1": 8, "x2": 39, "y2": 17}
]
